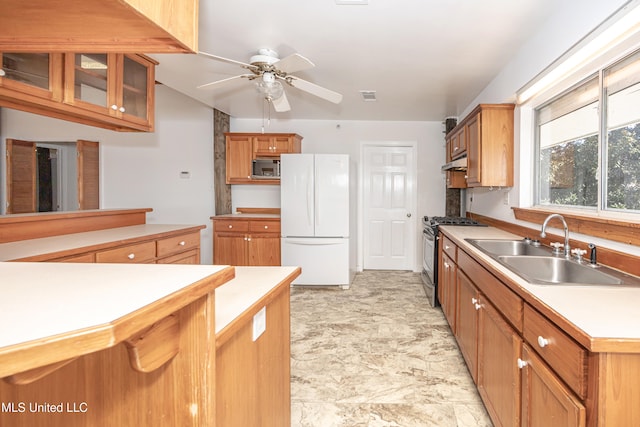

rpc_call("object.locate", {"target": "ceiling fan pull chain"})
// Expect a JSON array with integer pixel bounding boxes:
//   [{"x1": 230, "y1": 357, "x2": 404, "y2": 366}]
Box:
[{"x1": 261, "y1": 98, "x2": 266, "y2": 134}]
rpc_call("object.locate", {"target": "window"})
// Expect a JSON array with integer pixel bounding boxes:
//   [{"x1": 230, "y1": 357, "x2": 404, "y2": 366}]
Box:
[{"x1": 535, "y1": 49, "x2": 640, "y2": 214}]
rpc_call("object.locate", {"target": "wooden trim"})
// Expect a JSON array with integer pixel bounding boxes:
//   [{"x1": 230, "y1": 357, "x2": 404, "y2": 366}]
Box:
[
  {"x1": 235, "y1": 207, "x2": 281, "y2": 215},
  {"x1": 468, "y1": 211, "x2": 640, "y2": 278},
  {"x1": 0, "y1": 208, "x2": 152, "y2": 243},
  {"x1": 512, "y1": 207, "x2": 640, "y2": 247}
]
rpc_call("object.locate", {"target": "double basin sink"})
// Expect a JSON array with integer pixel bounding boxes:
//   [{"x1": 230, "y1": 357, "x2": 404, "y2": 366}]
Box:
[{"x1": 465, "y1": 238, "x2": 631, "y2": 286}]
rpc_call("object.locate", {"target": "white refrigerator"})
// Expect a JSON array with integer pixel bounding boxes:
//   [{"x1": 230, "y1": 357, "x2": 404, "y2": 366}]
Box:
[{"x1": 280, "y1": 154, "x2": 355, "y2": 287}]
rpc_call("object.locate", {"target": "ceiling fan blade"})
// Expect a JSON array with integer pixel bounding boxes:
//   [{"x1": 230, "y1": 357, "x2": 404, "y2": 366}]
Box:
[
  {"x1": 271, "y1": 91, "x2": 291, "y2": 112},
  {"x1": 197, "y1": 74, "x2": 253, "y2": 90},
  {"x1": 274, "y1": 53, "x2": 315, "y2": 74},
  {"x1": 286, "y1": 76, "x2": 343, "y2": 104},
  {"x1": 197, "y1": 51, "x2": 259, "y2": 72}
]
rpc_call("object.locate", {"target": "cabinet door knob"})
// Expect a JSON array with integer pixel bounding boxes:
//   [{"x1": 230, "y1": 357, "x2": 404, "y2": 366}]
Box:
[
  {"x1": 247, "y1": 237, "x2": 252, "y2": 241},
  {"x1": 444, "y1": 262, "x2": 449, "y2": 269},
  {"x1": 445, "y1": 245, "x2": 450, "y2": 250},
  {"x1": 228, "y1": 225, "x2": 233, "y2": 229},
  {"x1": 119, "y1": 106, "x2": 126, "y2": 113},
  {"x1": 471, "y1": 297, "x2": 478, "y2": 304},
  {"x1": 517, "y1": 358, "x2": 528, "y2": 369},
  {"x1": 264, "y1": 225, "x2": 268, "y2": 229},
  {"x1": 474, "y1": 303, "x2": 481, "y2": 310},
  {"x1": 537, "y1": 336, "x2": 550, "y2": 348},
  {"x1": 111, "y1": 104, "x2": 118, "y2": 110},
  {"x1": 179, "y1": 241, "x2": 186, "y2": 246},
  {"x1": 128, "y1": 253, "x2": 135, "y2": 260}
]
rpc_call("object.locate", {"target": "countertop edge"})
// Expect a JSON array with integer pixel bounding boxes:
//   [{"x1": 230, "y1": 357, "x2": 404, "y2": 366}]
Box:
[
  {"x1": 0, "y1": 265, "x2": 235, "y2": 379},
  {"x1": 215, "y1": 266, "x2": 301, "y2": 347}
]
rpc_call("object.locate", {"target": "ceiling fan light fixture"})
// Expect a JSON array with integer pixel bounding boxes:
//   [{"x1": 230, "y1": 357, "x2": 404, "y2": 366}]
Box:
[{"x1": 256, "y1": 73, "x2": 284, "y2": 100}]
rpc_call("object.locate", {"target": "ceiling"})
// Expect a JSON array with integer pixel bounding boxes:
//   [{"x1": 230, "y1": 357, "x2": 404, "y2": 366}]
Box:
[{"x1": 152, "y1": 0, "x2": 558, "y2": 122}]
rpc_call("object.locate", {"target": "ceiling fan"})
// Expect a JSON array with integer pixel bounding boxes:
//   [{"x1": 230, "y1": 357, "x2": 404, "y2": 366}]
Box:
[{"x1": 197, "y1": 48, "x2": 343, "y2": 112}]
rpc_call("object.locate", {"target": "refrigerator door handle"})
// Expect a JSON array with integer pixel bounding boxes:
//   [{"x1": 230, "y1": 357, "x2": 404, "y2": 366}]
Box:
[
  {"x1": 314, "y1": 163, "x2": 320, "y2": 228},
  {"x1": 307, "y1": 168, "x2": 313, "y2": 227},
  {"x1": 285, "y1": 240, "x2": 344, "y2": 246}
]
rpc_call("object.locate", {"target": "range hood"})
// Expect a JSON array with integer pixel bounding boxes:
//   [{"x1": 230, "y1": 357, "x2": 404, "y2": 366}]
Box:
[{"x1": 441, "y1": 156, "x2": 467, "y2": 171}]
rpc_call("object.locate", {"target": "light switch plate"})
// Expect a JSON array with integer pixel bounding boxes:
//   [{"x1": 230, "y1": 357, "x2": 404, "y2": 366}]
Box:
[{"x1": 252, "y1": 306, "x2": 266, "y2": 341}]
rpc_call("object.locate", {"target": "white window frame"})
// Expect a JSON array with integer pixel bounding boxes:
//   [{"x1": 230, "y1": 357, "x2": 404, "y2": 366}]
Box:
[{"x1": 518, "y1": 32, "x2": 640, "y2": 221}]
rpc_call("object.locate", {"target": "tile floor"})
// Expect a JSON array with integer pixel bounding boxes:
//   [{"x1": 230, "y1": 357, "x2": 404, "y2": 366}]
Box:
[{"x1": 290, "y1": 270, "x2": 493, "y2": 427}]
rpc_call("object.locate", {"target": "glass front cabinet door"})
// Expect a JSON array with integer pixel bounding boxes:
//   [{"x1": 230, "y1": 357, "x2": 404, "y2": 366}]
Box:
[
  {"x1": 64, "y1": 53, "x2": 155, "y2": 130},
  {"x1": 0, "y1": 53, "x2": 63, "y2": 101}
]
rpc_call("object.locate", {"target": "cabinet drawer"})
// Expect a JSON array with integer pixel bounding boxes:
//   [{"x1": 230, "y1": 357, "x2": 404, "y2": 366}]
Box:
[
  {"x1": 523, "y1": 304, "x2": 587, "y2": 399},
  {"x1": 249, "y1": 221, "x2": 280, "y2": 233},
  {"x1": 157, "y1": 232, "x2": 200, "y2": 257},
  {"x1": 52, "y1": 252, "x2": 96, "y2": 263},
  {"x1": 157, "y1": 249, "x2": 199, "y2": 265},
  {"x1": 96, "y1": 241, "x2": 156, "y2": 263},
  {"x1": 458, "y1": 249, "x2": 523, "y2": 331},
  {"x1": 441, "y1": 236, "x2": 457, "y2": 261},
  {"x1": 214, "y1": 220, "x2": 249, "y2": 232}
]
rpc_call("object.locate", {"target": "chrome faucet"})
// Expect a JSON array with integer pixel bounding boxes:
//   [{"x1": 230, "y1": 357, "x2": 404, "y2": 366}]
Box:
[{"x1": 540, "y1": 214, "x2": 570, "y2": 258}]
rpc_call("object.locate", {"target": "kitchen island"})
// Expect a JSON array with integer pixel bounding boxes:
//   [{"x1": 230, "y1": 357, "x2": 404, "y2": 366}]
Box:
[{"x1": 0, "y1": 262, "x2": 300, "y2": 426}]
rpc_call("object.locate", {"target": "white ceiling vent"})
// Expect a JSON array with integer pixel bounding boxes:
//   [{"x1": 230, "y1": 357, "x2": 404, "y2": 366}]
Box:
[{"x1": 359, "y1": 90, "x2": 377, "y2": 101}]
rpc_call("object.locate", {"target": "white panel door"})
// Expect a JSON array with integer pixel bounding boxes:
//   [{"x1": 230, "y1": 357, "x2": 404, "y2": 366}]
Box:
[
  {"x1": 363, "y1": 145, "x2": 415, "y2": 270},
  {"x1": 315, "y1": 154, "x2": 350, "y2": 237},
  {"x1": 280, "y1": 153, "x2": 314, "y2": 237}
]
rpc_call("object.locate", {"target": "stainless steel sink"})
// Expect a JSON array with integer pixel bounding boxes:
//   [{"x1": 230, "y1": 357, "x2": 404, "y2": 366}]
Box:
[
  {"x1": 466, "y1": 238, "x2": 551, "y2": 256},
  {"x1": 497, "y1": 255, "x2": 622, "y2": 286}
]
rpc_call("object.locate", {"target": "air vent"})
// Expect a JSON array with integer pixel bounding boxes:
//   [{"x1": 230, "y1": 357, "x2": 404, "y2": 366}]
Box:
[{"x1": 359, "y1": 90, "x2": 377, "y2": 101}]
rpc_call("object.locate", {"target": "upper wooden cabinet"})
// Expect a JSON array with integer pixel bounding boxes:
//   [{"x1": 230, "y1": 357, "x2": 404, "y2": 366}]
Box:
[
  {"x1": 0, "y1": 0, "x2": 198, "y2": 53},
  {"x1": 253, "y1": 134, "x2": 302, "y2": 157},
  {"x1": 466, "y1": 104, "x2": 514, "y2": 187},
  {"x1": 225, "y1": 133, "x2": 303, "y2": 185},
  {"x1": 446, "y1": 126, "x2": 467, "y2": 161},
  {"x1": 445, "y1": 103, "x2": 514, "y2": 188},
  {"x1": 0, "y1": 52, "x2": 156, "y2": 131},
  {"x1": 64, "y1": 53, "x2": 155, "y2": 129}
]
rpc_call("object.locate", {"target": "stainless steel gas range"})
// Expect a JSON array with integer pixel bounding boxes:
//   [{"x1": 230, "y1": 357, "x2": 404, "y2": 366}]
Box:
[{"x1": 421, "y1": 216, "x2": 486, "y2": 307}]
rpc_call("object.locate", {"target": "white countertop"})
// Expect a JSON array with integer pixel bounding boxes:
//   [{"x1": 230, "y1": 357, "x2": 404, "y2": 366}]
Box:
[
  {"x1": 215, "y1": 266, "x2": 299, "y2": 334},
  {"x1": 0, "y1": 262, "x2": 231, "y2": 350},
  {"x1": 440, "y1": 225, "x2": 640, "y2": 347},
  {"x1": 0, "y1": 224, "x2": 203, "y2": 261}
]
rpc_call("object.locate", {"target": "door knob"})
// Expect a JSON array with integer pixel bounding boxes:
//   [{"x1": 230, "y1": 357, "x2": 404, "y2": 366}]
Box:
[{"x1": 406, "y1": 213, "x2": 412, "y2": 218}]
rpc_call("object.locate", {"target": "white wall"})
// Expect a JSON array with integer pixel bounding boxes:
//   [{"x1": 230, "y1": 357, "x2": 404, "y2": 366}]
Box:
[
  {"x1": 459, "y1": 0, "x2": 640, "y2": 256},
  {"x1": 0, "y1": 85, "x2": 216, "y2": 263},
  {"x1": 229, "y1": 118, "x2": 446, "y2": 271}
]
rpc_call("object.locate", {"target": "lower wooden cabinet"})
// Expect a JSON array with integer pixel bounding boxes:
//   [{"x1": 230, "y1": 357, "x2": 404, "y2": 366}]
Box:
[
  {"x1": 456, "y1": 269, "x2": 479, "y2": 383},
  {"x1": 213, "y1": 217, "x2": 281, "y2": 266},
  {"x1": 521, "y1": 344, "x2": 586, "y2": 427},
  {"x1": 44, "y1": 229, "x2": 201, "y2": 265},
  {"x1": 440, "y1": 252, "x2": 457, "y2": 334},
  {"x1": 478, "y1": 296, "x2": 522, "y2": 427},
  {"x1": 216, "y1": 284, "x2": 290, "y2": 426},
  {"x1": 442, "y1": 233, "x2": 611, "y2": 427}
]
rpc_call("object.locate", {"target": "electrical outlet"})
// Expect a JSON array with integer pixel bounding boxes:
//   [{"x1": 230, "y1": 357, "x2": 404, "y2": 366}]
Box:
[
  {"x1": 503, "y1": 191, "x2": 510, "y2": 206},
  {"x1": 252, "y1": 306, "x2": 266, "y2": 341}
]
